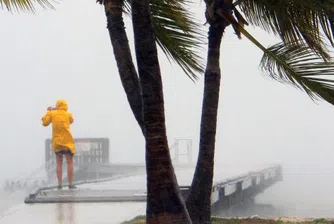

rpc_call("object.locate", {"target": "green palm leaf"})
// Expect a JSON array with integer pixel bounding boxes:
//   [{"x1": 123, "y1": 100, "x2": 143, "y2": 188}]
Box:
[
  {"x1": 0, "y1": 0, "x2": 54, "y2": 12},
  {"x1": 124, "y1": 0, "x2": 205, "y2": 80},
  {"x1": 260, "y1": 42, "x2": 334, "y2": 104},
  {"x1": 235, "y1": 0, "x2": 334, "y2": 60},
  {"x1": 218, "y1": 9, "x2": 334, "y2": 105}
]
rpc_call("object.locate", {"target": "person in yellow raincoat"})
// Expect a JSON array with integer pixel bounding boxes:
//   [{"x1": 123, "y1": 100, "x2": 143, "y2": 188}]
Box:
[{"x1": 42, "y1": 99, "x2": 77, "y2": 189}]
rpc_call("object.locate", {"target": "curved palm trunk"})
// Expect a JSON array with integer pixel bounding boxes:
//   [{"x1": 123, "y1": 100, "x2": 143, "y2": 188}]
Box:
[
  {"x1": 186, "y1": 23, "x2": 225, "y2": 224},
  {"x1": 131, "y1": 0, "x2": 191, "y2": 223},
  {"x1": 103, "y1": 0, "x2": 145, "y2": 134}
]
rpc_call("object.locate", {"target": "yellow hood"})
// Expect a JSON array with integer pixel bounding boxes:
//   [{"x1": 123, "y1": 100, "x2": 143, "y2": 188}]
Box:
[{"x1": 56, "y1": 99, "x2": 68, "y2": 111}]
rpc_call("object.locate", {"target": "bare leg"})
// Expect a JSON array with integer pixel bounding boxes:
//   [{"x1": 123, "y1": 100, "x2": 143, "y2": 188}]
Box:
[
  {"x1": 65, "y1": 154, "x2": 74, "y2": 185},
  {"x1": 56, "y1": 153, "x2": 63, "y2": 185}
]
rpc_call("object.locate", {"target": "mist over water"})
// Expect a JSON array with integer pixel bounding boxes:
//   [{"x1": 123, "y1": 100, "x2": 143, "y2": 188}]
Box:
[
  {"x1": 210, "y1": 164, "x2": 334, "y2": 218},
  {"x1": 256, "y1": 164, "x2": 334, "y2": 218}
]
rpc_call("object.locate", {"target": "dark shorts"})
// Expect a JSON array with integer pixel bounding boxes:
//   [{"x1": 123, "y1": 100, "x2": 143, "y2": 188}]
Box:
[{"x1": 55, "y1": 150, "x2": 73, "y2": 156}]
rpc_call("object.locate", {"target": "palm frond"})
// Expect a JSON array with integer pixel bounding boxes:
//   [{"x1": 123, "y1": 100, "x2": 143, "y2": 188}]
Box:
[
  {"x1": 0, "y1": 0, "x2": 55, "y2": 12},
  {"x1": 260, "y1": 42, "x2": 334, "y2": 105},
  {"x1": 124, "y1": 0, "x2": 205, "y2": 80},
  {"x1": 217, "y1": 9, "x2": 334, "y2": 105},
  {"x1": 236, "y1": 0, "x2": 334, "y2": 60},
  {"x1": 151, "y1": 0, "x2": 205, "y2": 80}
]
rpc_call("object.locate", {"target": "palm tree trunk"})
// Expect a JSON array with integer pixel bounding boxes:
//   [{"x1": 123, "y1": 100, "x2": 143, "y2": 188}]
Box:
[
  {"x1": 102, "y1": 0, "x2": 145, "y2": 134},
  {"x1": 186, "y1": 22, "x2": 225, "y2": 224},
  {"x1": 131, "y1": 0, "x2": 191, "y2": 223}
]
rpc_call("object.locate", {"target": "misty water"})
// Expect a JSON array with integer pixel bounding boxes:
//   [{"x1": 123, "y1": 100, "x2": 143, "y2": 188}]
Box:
[
  {"x1": 220, "y1": 164, "x2": 334, "y2": 218},
  {"x1": 206, "y1": 164, "x2": 334, "y2": 219},
  {"x1": 256, "y1": 164, "x2": 334, "y2": 218}
]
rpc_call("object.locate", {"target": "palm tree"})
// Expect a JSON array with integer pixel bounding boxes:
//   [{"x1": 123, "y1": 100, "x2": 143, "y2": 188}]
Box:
[
  {"x1": 97, "y1": 0, "x2": 145, "y2": 134},
  {"x1": 131, "y1": 0, "x2": 193, "y2": 223},
  {"x1": 185, "y1": 17, "x2": 224, "y2": 224},
  {"x1": 96, "y1": 0, "x2": 204, "y2": 135},
  {"x1": 186, "y1": 1, "x2": 334, "y2": 223},
  {"x1": 97, "y1": 0, "x2": 203, "y2": 223},
  {"x1": 0, "y1": 0, "x2": 53, "y2": 11}
]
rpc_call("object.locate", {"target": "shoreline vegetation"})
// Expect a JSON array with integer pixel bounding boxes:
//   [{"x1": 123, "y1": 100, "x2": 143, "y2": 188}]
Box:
[{"x1": 121, "y1": 216, "x2": 334, "y2": 224}]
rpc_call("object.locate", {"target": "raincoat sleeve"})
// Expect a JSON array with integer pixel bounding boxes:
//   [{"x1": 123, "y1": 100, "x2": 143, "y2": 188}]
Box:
[
  {"x1": 69, "y1": 113, "x2": 74, "y2": 124},
  {"x1": 42, "y1": 111, "x2": 52, "y2": 126}
]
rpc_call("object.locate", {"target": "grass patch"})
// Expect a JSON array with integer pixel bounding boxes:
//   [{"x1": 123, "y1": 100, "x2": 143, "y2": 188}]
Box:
[
  {"x1": 121, "y1": 216, "x2": 334, "y2": 224},
  {"x1": 121, "y1": 216, "x2": 146, "y2": 224}
]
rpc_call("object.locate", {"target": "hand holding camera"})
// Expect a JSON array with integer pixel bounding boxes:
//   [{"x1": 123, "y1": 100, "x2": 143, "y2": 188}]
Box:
[{"x1": 47, "y1": 106, "x2": 55, "y2": 111}]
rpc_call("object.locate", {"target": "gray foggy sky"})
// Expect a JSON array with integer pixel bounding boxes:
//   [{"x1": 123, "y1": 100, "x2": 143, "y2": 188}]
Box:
[{"x1": 1, "y1": 0, "x2": 334, "y2": 183}]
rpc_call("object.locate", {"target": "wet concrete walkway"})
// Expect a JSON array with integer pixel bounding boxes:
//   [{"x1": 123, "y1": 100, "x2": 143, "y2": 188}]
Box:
[
  {"x1": 0, "y1": 201, "x2": 146, "y2": 224},
  {"x1": 25, "y1": 188, "x2": 147, "y2": 203}
]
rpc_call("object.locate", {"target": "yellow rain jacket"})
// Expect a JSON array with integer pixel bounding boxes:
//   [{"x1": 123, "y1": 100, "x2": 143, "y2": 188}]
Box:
[{"x1": 42, "y1": 100, "x2": 75, "y2": 154}]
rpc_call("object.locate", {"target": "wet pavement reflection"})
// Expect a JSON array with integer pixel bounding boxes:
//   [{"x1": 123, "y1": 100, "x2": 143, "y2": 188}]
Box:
[
  {"x1": 0, "y1": 202, "x2": 146, "y2": 224},
  {"x1": 56, "y1": 203, "x2": 75, "y2": 224}
]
